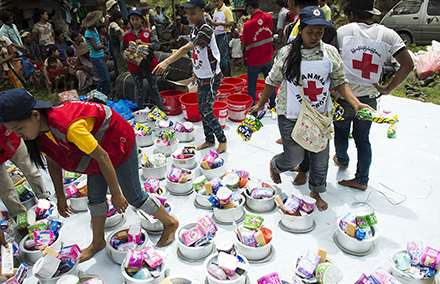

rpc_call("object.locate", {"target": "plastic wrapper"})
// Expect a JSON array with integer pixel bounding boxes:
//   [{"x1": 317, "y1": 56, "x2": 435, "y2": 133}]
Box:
[
  {"x1": 241, "y1": 230, "x2": 256, "y2": 247},
  {"x1": 181, "y1": 226, "x2": 205, "y2": 246},
  {"x1": 156, "y1": 130, "x2": 175, "y2": 145},
  {"x1": 143, "y1": 153, "x2": 167, "y2": 168},
  {"x1": 387, "y1": 123, "x2": 397, "y2": 139},
  {"x1": 147, "y1": 106, "x2": 167, "y2": 121},
  {"x1": 407, "y1": 241, "x2": 424, "y2": 266},
  {"x1": 244, "y1": 214, "x2": 264, "y2": 229},
  {"x1": 339, "y1": 213, "x2": 356, "y2": 233},
  {"x1": 356, "y1": 109, "x2": 399, "y2": 124},
  {"x1": 251, "y1": 187, "x2": 273, "y2": 199},
  {"x1": 283, "y1": 195, "x2": 301, "y2": 214},
  {"x1": 420, "y1": 246, "x2": 440, "y2": 269},
  {"x1": 237, "y1": 111, "x2": 265, "y2": 141},
  {"x1": 143, "y1": 246, "x2": 163, "y2": 269},
  {"x1": 296, "y1": 250, "x2": 321, "y2": 279},
  {"x1": 416, "y1": 50, "x2": 440, "y2": 79},
  {"x1": 331, "y1": 98, "x2": 345, "y2": 121},
  {"x1": 132, "y1": 122, "x2": 152, "y2": 137},
  {"x1": 370, "y1": 267, "x2": 401, "y2": 284}
]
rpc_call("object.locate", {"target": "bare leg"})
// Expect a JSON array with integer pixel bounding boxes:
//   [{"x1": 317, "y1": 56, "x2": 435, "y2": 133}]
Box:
[
  {"x1": 216, "y1": 140, "x2": 227, "y2": 154},
  {"x1": 79, "y1": 216, "x2": 106, "y2": 262},
  {"x1": 333, "y1": 154, "x2": 348, "y2": 169},
  {"x1": 276, "y1": 138, "x2": 282, "y2": 145},
  {"x1": 153, "y1": 205, "x2": 179, "y2": 247},
  {"x1": 196, "y1": 142, "x2": 215, "y2": 151},
  {"x1": 290, "y1": 165, "x2": 300, "y2": 172},
  {"x1": 269, "y1": 158, "x2": 281, "y2": 184},
  {"x1": 293, "y1": 172, "x2": 307, "y2": 185},
  {"x1": 338, "y1": 179, "x2": 367, "y2": 190},
  {"x1": 310, "y1": 191, "x2": 328, "y2": 211}
]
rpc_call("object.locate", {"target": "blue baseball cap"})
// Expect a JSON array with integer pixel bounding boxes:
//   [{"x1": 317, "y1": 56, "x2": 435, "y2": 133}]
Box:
[
  {"x1": 299, "y1": 6, "x2": 331, "y2": 26},
  {"x1": 128, "y1": 7, "x2": 143, "y2": 17},
  {"x1": 182, "y1": 0, "x2": 205, "y2": 9},
  {"x1": 0, "y1": 88, "x2": 52, "y2": 123}
]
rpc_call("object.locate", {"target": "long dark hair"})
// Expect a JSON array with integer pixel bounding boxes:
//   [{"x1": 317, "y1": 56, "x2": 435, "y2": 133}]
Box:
[
  {"x1": 17, "y1": 110, "x2": 46, "y2": 169},
  {"x1": 284, "y1": 22, "x2": 308, "y2": 84}
]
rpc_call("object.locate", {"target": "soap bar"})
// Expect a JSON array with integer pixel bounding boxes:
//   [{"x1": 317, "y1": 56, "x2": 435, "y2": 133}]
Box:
[
  {"x1": 160, "y1": 279, "x2": 173, "y2": 284},
  {"x1": 346, "y1": 222, "x2": 357, "y2": 237},
  {"x1": 254, "y1": 230, "x2": 266, "y2": 246},
  {"x1": 43, "y1": 247, "x2": 59, "y2": 257},
  {"x1": 223, "y1": 200, "x2": 236, "y2": 209},
  {"x1": 317, "y1": 247, "x2": 327, "y2": 263},
  {"x1": 201, "y1": 161, "x2": 211, "y2": 170},
  {"x1": 205, "y1": 182, "x2": 213, "y2": 196}
]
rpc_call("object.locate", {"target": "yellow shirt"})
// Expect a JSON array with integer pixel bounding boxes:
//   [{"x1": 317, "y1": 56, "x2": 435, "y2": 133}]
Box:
[
  {"x1": 215, "y1": 4, "x2": 234, "y2": 33},
  {"x1": 44, "y1": 117, "x2": 98, "y2": 155}
]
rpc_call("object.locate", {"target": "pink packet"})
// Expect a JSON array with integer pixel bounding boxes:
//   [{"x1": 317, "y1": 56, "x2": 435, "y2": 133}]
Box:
[
  {"x1": 5, "y1": 278, "x2": 19, "y2": 284},
  {"x1": 207, "y1": 263, "x2": 227, "y2": 280},
  {"x1": 143, "y1": 178, "x2": 160, "y2": 193},
  {"x1": 35, "y1": 199, "x2": 51, "y2": 215},
  {"x1": 218, "y1": 252, "x2": 238, "y2": 276},
  {"x1": 57, "y1": 244, "x2": 82, "y2": 262},
  {"x1": 257, "y1": 272, "x2": 282, "y2": 284},
  {"x1": 181, "y1": 226, "x2": 205, "y2": 246},
  {"x1": 371, "y1": 267, "x2": 401, "y2": 284},
  {"x1": 155, "y1": 196, "x2": 168, "y2": 207},
  {"x1": 354, "y1": 274, "x2": 373, "y2": 284},
  {"x1": 66, "y1": 184, "x2": 81, "y2": 198},
  {"x1": 143, "y1": 246, "x2": 163, "y2": 269},
  {"x1": 407, "y1": 241, "x2": 424, "y2": 266},
  {"x1": 173, "y1": 122, "x2": 185, "y2": 132},
  {"x1": 208, "y1": 150, "x2": 219, "y2": 159},
  {"x1": 420, "y1": 246, "x2": 440, "y2": 269},
  {"x1": 33, "y1": 230, "x2": 54, "y2": 246},
  {"x1": 339, "y1": 213, "x2": 356, "y2": 233},
  {"x1": 168, "y1": 167, "x2": 182, "y2": 182},
  {"x1": 241, "y1": 230, "x2": 256, "y2": 247},
  {"x1": 126, "y1": 249, "x2": 143, "y2": 269},
  {"x1": 251, "y1": 188, "x2": 273, "y2": 199},
  {"x1": 117, "y1": 242, "x2": 137, "y2": 252},
  {"x1": 128, "y1": 224, "x2": 142, "y2": 245},
  {"x1": 197, "y1": 216, "x2": 218, "y2": 236}
]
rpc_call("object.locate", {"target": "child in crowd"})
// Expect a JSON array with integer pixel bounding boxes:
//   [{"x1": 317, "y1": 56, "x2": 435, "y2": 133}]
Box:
[
  {"x1": 82, "y1": 11, "x2": 111, "y2": 95},
  {"x1": 122, "y1": 7, "x2": 164, "y2": 110},
  {"x1": 43, "y1": 45, "x2": 67, "y2": 95},
  {"x1": 229, "y1": 29, "x2": 244, "y2": 68},
  {"x1": 47, "y1": 56, "x2": 67, "y2": 93},
  {"x1": 153, "y1": 0, "x2": 227, "y2": 153},
  {"x1": 66, "y1": 47, "x2": 77, "y2": 89}
]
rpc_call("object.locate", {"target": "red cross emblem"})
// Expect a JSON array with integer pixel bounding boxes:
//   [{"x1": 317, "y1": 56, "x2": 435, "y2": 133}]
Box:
[
  {"x1": 304, "y1": 81, "x2": 323, "y2": 102},
  {"x1": 192, "y1": 51, "x2": 198, "y2": 65},
  {"x1": 352, "y1": 53, "x2": 379, "y2": 79}
]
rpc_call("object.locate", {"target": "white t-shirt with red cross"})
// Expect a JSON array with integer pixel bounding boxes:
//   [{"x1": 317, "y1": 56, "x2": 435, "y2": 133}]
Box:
[{"x1": 336, "y1": 22, "x2": 405, "y2": 98}]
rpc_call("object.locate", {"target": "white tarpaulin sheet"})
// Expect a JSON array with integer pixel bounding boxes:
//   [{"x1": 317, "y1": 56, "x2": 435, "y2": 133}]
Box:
[{"x1": 12, "y1": 95, "x2": 439, "y2": 283}]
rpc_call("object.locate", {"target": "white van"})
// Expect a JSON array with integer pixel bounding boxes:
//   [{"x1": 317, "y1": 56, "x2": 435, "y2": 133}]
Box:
[{"x1": 380, "y1": 0, "x2": 440, "y2": 45}]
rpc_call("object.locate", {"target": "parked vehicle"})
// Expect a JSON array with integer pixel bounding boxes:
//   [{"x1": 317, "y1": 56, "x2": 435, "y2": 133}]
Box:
[{"x1": 380, "y1": 0, "x2": 440, "y2": 45}]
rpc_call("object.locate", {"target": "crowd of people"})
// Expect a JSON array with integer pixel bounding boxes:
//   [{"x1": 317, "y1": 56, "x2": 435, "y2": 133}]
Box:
[{"x1": 0, "y1": 0, "x2": 414, "y2": 264}]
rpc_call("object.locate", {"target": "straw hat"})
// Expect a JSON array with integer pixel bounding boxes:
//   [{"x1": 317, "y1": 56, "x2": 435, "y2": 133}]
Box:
[
  {"x1": 139, "y1": 1, "x2": 153, "y2": 11},
  {"x1": 106, "y1": 0, "x2": 118, "y2": 12},
  {"x1": 232, "y1": 5, "x2": 246, "y2": 12},
  {"x1": 76, "y1": 43, "x2": 90, "y2": 56},
  {"x1": 20, "y1": 31, "x2": 31, "y2": 38},
  {"x1": 81, "y1": 11, "x2": 103, "y2": 28}
]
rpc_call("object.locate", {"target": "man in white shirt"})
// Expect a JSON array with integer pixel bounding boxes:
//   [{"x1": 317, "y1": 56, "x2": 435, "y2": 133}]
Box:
[
  {"x1": 333, "y1": 0, "x2": 413, "y2": 190},
  {"x1": 276, "y1": 0, "x2": 289, "y2": 43}
]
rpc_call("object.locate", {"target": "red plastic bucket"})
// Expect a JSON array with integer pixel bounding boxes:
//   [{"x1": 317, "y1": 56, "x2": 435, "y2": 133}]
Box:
[
  {"x1": 226, "y1": 94, "x2": 253, "y2": 122},
  {"x1": 160, "y1": 90, "x2": 183, "y2": 116},
  {"x1": 242, "y1": 85, "x2": 265, "y2": 102},
  {"x1": 213, "y1": 101, "x2": 228, "y2": 129},
  {"x1": 237, "y1": 74, "x2": 248, "y2": 85},
  {"x1": 216, "y1": 84, "x2": 235, "y2": 102},
  {"x1": 257, "y1": 78, "x2": 266, "y2": 86},
  {"x1": 179, "y1": 92, "x2": 201, "y2": 122},
  {"x1": 221, "y1": 77, "x2": 246, "y2": 93}
]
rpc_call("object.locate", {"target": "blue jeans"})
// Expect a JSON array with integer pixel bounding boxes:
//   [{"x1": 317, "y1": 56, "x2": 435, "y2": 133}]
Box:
[
  {"x1": 90, "y1": 56, "x2": 111, "y2": 95},
  {"x1": 87, "y1": 143, "x2": 156, "y2": 215},
  {"x1": 197, "y1": 79, "x2": 227, "y2": 144},
  {"x1": 247, "y1": 61, "x2": 276, "y2": 108},
  {"x1": 333, "y1": 96, "x2": 378, "y2": 185},
  {"x1": 132, "y1": 70, "x2": 164, "y2": 110},
  {"x1": 215, "y1": 33, "x2": 230, "y2": 68},
  {"x1": 156, "y1": 25, "x2": 163, "y2": 39}
]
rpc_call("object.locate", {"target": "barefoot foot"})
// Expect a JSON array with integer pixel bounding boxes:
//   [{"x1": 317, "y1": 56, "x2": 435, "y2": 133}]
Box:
[
  {"x1": 338, "y1": 179, "x2": 367, "y2": 190},
  {"x1": 79, "y1": 239, "x2": 106, "y2": 262},
  {"x1": 289, "y1": 165, "x2": 300, "y2": 172},
  {"x1": 276, "y1": 138, "x2": 283, "y2": 144},
  {"x1": 216, "y1": 140, "x2": 227, "y2": 154},
  {"x1": 156, "y1": 217, "x2": 179, "y2": 247},
  {"x1": 269, "y1": 158, "x2": 281, "y2": 184},
  {"x1": 196, "y1": 142, "x2": 215, "y2": 151},
  {"x1": 293, "y1": 172, "x2": 307, "y2": 185},
  {"x1": 333, "y1": 154, "x2": 348, "y2": 169},
  {"x1": 310, "y1": 191, "x2": 328, "y2": 211}
]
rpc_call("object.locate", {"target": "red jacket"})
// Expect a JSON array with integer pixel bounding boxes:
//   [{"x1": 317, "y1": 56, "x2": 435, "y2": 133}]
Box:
[
  {"x1": 0, "y1": 125, "x2": 20, "y2": 165},
  {"x1": 122, "y1": 28, "x2": 159, "y2": 74},
  {"x1": 242, "y1": 10, "x2": 274, "y2": 67},
  {"x1": 38, "y1": 101, "x2": 135, "y2": 175}
]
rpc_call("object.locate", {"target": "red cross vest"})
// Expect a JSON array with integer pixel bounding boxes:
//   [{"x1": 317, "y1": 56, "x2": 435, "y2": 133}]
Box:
[
  {"x1": 341, "y1": 23, "x2": 390, "y2": 86},
  {"x1": 0, "y1": 125, "x2": 20, "y2": 165},
  {"x1": 122, "y1": 28, "x2": 159, "y2": 74},
  {"x1": 191, "y1": 24, "x2": 221, "y2": 79},
  {"x1": 285, "y1": 45, "x2": 332, "y2": 119},
  {"x1": 38, "y1": 101, "x2": 135, "y2": 175}
]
